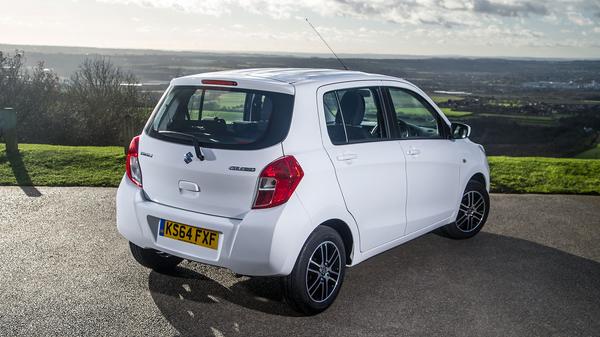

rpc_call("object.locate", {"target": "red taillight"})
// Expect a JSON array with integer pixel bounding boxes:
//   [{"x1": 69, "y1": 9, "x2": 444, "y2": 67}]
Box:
[
  {"x1": 201, "y1": 79, "x2": 238, "y2": 86},
  {"x1": 252, "y1": 156, "x2": 304, "y2": 209},
  {"x1": 126, "y1": 135, "x2": 142, "y2": 188}
]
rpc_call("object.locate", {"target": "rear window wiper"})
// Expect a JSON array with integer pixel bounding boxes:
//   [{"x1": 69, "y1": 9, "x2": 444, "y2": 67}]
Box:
[{"x1": 157, "y1": 130, "x2": 205, "y2": 161}]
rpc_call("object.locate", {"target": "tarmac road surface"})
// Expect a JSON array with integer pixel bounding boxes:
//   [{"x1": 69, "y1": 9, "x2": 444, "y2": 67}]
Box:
[{"x1": 1, "y1": 187, "x2": 599, "y2": 336}]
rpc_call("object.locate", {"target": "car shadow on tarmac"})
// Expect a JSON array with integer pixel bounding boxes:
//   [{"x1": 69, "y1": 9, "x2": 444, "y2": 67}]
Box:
[{"x1": 148, "y1": 232, "x2": 600, "y2": 337}]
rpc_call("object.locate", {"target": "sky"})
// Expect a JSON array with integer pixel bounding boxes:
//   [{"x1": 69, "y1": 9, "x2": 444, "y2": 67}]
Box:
[{"x1": 1, "y1": 0, "x2": 599, "y2": 58}]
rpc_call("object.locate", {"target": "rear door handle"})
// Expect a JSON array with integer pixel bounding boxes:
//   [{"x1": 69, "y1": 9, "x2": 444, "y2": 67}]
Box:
[
  {"x1": 336, "y1": 153, "x2": 358, "y2": 161},
  {"x1": 406, "y1": 148, "x2": 421, "y2": 156}
]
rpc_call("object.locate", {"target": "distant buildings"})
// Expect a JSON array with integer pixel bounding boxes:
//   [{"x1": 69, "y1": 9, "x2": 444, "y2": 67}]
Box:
[
  {"x1": 433, "y1": 90, "x2": 472, "y2": 95},
  {"x1": 522, "y1": 80, "x2": 600, "y2": 90}
]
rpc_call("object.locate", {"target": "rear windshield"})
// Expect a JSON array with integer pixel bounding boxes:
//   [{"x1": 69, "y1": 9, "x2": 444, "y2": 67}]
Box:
[{"x1": 147, "y1": 86, "x2": 294, "y2": 150}]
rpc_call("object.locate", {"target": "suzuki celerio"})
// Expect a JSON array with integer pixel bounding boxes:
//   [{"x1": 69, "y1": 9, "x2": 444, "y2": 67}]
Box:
[{"x1": 117, "y1": 68, "x2": 490, "y2": 314}]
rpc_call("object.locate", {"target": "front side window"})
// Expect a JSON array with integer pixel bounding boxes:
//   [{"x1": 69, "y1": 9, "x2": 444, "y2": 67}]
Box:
[
  {"x1": 323, "y1": 87, "x2": 387, "y2": 145},
  {"x1": 148, "y1": 86, "x2": 294, "y2": 149},
  {"x1": 388, "y1": 88, "x2": 443, "y2": 139}
]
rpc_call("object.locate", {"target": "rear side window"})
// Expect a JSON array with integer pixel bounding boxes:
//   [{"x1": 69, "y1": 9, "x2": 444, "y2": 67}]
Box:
[
  {"x1": 148, "y1": 86, "x2": 294, "y2": 150},
  {"x1": 323, "y1": 87, "x2": 387, "y2": 145}
]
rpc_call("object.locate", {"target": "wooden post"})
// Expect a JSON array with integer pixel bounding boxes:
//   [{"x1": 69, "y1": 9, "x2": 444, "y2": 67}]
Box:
[{"x1": 1, "y1": 108, "x2": 18, "y2": 154}]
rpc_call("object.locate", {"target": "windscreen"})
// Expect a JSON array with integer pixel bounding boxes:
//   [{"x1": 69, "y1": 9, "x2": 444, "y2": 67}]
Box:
[{"x1": 147, "y1": 86, "x2": 294, "y2": 150}]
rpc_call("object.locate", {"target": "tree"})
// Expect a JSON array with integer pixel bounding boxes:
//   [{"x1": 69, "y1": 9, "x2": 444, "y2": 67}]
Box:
[
  {"x1": 0, "y1": 50, "x2": 26, "y2": 108},
  {"x1": 16, "y1": 62, "x2": 62, "y2": 143},
  {"x1": 1, "y1": 52, "x2": 152, "y2": 146},
  {"x1": 66, "y1": 57, "x2": 146, "y2": 145}
]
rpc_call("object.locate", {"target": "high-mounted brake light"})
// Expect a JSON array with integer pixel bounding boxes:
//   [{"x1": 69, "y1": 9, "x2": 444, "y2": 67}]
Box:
[
  {"x1": 201, "y1": 79, "x2": 238, "y2": 86},
  {"x1": 126, "y1": 135, "x2": 143, "y2": 188},
  {"x1": 252, "y1": 156, "x2": 304, "y2": 209}
]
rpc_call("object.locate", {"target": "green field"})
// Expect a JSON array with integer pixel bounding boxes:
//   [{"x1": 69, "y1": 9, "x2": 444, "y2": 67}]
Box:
[
  {"x1": 440, "y1": 108, "x2": 473, "y2": 118},
  {"x1": 1, "y1": 144, "x2": 599, "y2": 194},
  {"x1": 575, "y1": 144, "x2": 600, "y2": 159},
  {"x1": 430, "y1": 95, "x2": 465, "y2": 104},
  {"x1": 475, "y1": 113, "x2": 558, "y2": 126},
  {"x1": 394, "y1": 107, "x2": 473, "y2": 119},
  {"x1": 488, "y1": 156, "x2": 600, "y2": 194},
  {"x1": 0, "y1": 144, "x2": 124, "y2": 187}
]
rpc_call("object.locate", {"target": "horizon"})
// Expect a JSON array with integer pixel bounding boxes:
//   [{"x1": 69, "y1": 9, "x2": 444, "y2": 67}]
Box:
[
  {"x1": 3, "y1": 42, "x2": 600, "y2": 62},
  {"x1": 2, "y1": 0, "x2": 600, "y2": 59}
]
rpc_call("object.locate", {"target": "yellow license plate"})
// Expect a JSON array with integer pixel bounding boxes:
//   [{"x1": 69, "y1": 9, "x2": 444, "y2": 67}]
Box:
[{"x1": 159, "y1": 219, "x2": 219, "y2": 250}]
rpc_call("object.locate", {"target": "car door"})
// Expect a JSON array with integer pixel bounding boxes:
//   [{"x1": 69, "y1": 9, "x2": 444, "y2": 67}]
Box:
[
  {"x1": 317, "y1": 83, "x2": 408, "y2": 252},
  {"x1": 383, "y1": 85, "x2": 461, "y2": 235}
]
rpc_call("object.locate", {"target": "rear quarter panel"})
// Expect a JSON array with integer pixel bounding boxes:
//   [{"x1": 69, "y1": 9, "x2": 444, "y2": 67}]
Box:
[{"x1": 281, "y1": 85, "x2": 361, "y2": 264}]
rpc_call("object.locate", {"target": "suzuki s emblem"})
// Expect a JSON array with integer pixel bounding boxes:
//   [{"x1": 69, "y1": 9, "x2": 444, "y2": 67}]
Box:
[{"x1": 184, "y1": 152, "x2": 194, "y2": 164}]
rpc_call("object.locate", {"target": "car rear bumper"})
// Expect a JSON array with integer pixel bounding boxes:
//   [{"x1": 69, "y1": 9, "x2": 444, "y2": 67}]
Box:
[{"x1": 116, "y1": 175, "x2": 312, "y2": 276}]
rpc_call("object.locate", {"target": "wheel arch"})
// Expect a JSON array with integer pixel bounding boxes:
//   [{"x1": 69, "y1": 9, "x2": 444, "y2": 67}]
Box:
[
  {"x1": 452, "y1": 169, "x2": 490, "y2": 222},
  {"x1": 320, "y1": 219, "x2": 355, "y2": 264},
  {"x1": 469, "y1": 172, "x2": 487, "y2": 187}
]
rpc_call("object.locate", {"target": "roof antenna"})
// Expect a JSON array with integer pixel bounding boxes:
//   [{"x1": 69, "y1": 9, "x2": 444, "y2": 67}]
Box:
[{"x1": 305, "y1": 18, "x2": 349, "y2": 70}]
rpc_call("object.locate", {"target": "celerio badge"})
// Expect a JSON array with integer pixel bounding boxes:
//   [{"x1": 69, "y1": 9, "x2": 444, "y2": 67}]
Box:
[{"x1": 229, "y1": 166, "x2": 256, "y2": 172}]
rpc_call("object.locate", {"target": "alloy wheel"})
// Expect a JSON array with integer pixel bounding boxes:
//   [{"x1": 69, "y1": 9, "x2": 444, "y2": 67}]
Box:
[
  {"x1": 456, "y1": 190, "x2": 486, "y2": 233},
  {"x1": 305, "y1": 241, "x2": 342, "y2": 303}
]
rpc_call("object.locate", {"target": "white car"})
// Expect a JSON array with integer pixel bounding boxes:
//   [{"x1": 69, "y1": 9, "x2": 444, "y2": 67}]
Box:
[{"x1": 117, "y1": 68, "x2": 490, "y2": 314}]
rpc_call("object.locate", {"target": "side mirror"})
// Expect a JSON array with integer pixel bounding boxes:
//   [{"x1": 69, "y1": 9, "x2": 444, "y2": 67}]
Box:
[{"x1": 451, "y1": 122, "x2": 471, "y2": 139}]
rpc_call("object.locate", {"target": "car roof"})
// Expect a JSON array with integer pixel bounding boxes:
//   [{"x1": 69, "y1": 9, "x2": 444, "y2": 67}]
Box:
[{"x1": 171, "y1": 68, "x2": 405, "y2": 94}]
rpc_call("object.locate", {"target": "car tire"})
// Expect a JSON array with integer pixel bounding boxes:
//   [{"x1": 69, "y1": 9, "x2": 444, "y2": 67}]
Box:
[
  {"x1": 444, "y1": 180, "x2": 490, "y2": 239},
  {"x1": 282, "y1": 226, "x2": 346, "y2": 315},
  {"x1": 129, "y1": 242, "x2": 183, "y2": 272}
]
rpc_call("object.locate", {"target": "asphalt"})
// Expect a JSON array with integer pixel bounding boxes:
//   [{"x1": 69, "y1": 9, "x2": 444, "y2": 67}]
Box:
[{"x1": 0, "y1": 186, "x2": 599, "y2": 337}]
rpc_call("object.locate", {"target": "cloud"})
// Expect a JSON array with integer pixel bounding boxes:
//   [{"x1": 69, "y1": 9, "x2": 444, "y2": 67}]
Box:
[
  {"x1": 586, "y1": 1, "x2": 600, "y2": 19},
  {"x1": 99, "y1": 0, "x2": 233, "y2": 17},
  {"x1": 473, "y1": 0, "x2": 549, "y2": 17},
  {"x1": 96, "y1": 0, "x2": 600, "y2": 32},
  {"x1": 331, "y1": 0, "x2": 399, "y2": 17},
  {"x1": 97, "y1": 0, "x2": 594, "y2": 21},
  {"x1": 322, "y1": 0, "x2": 478, "y2": 27},
  {"x1": 567, "y1": 11, "x2": 593, "y2": 26}
]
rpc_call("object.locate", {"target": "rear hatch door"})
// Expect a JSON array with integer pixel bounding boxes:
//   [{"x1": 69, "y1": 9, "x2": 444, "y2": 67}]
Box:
[{"x1": 138, "y1": 84, "x2": 294, "y2": 219}]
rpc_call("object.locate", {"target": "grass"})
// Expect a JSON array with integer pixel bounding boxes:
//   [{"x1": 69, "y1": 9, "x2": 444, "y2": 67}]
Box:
[
  {"x1": 0, "y1": 144, "x2": 124, "y2": 187},
  {"x1": 476, "y1": 113, "x2": 558, "y2": 126},
  {"x1": 575, "y1": 144, "x2": 600, "y2": 159},
  {"x1": 430, "y1": 95, "x2": 465, "y2": 104},
  {"x1": 396, "y1": 107, "x2": 473, "y2": 118},
  {"x1": 1, "y1": 144, "x2": 599, "y2": 194},
  {"x1": 440, "y1": 108, "x2": 473, "y2": 118},
  {"x1": 488, "y1": 156, "x2": 600, "y2": 194}
]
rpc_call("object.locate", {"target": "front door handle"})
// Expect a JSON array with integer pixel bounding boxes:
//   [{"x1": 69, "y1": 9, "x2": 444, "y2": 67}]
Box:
[
  {"x1": 406, "y1": 148, "x2": 421, "y2": 156},
  {"x1": 336, "y1": 153, "x2": 358, "y2": 161}
]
